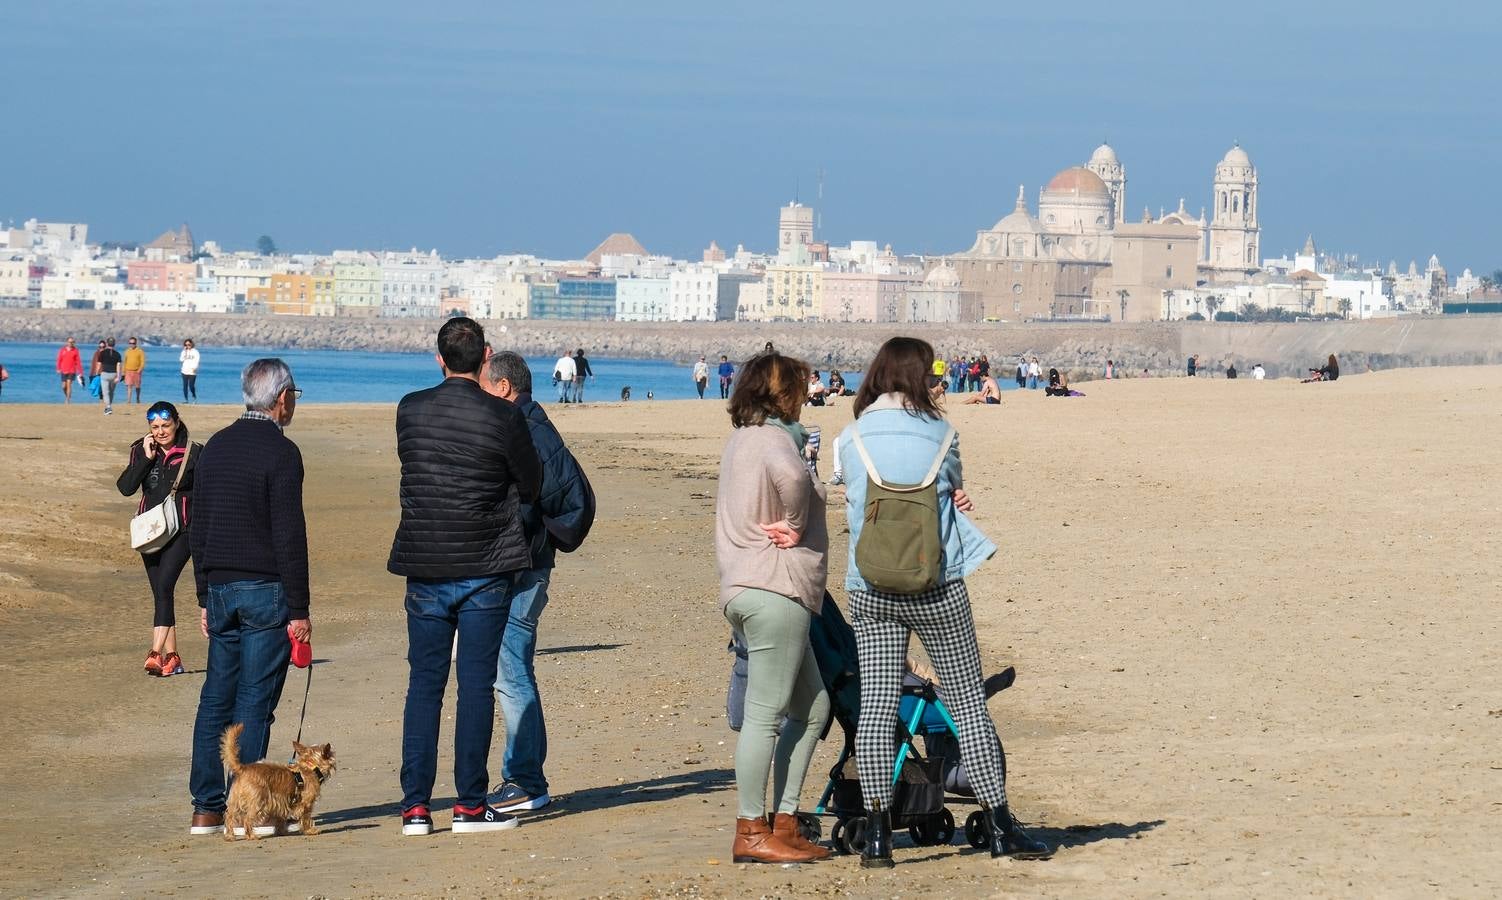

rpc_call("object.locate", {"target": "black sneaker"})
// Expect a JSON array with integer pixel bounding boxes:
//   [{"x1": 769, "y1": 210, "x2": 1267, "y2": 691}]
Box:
[
  {"x1": 401, "y1": 805, "x2": 434, "y2": 836},
  {"x1": 451, "y1": 803, "x2": 519, "y2": 833}
]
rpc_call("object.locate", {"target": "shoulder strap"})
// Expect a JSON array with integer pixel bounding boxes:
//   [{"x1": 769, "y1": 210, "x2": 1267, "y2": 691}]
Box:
[
  {"x1": 849, "y1": 424, "x2": 955, "y2": 492},
  {"x1": 169, "y1": 442, "x2": 200, "y2": 494}
]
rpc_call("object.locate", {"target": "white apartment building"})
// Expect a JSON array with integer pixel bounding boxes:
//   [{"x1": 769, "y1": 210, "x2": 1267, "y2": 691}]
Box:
[
  {"x1": 380, "y1": 251, "x2": 443, "y2": 317},
  {"x1": 114, "y1": 289, "x2": 233, "y2": 314},
  {"x1": 669, "y1": 266, "x2": 721, "y2": 321},
  {"x1": 616, "y1": 276, "x2": 671, "y2": 321}
]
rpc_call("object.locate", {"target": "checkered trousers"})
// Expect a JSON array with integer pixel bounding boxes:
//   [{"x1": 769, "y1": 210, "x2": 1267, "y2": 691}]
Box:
[{"x1": 850, "y1": 579, "x2": 1008, "y2": 811}]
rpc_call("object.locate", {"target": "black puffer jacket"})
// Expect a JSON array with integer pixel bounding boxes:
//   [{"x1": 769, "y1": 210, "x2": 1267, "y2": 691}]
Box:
[
  {"x1": 388, "y1": 377, "x2": 543, "y2": 578},
  {"x1": 513, "y1": 392, "x2": 595, "y2": 570},
  {"x1": 117, "y1": 427, "x2": 198, "y2": 524}
]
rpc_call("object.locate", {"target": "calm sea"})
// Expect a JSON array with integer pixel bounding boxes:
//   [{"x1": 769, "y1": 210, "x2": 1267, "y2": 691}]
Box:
[{"x1": 0, "y1": 341, "x2": 870, "y2": 405}]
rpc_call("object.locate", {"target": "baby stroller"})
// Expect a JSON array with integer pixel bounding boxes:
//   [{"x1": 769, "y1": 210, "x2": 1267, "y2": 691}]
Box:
[{"x1": 805, "y1": 593, "x2": 1016, "y2": 854}]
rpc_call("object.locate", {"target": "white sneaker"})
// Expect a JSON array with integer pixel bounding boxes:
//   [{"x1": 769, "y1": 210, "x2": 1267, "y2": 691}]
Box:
[
  {"x1": 451, "y1": 804, "x2": 520, "y2": 833},
  {"x1": 231, "y1": 820, "x2": 303, "y2": 837}
]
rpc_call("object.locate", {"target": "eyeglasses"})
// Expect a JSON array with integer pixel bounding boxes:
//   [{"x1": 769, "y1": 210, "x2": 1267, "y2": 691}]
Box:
[
  {"x1": 287, "y1": 387, "x2": 303, "y2": 400},
  {"x1": 146, "y1": 410, "x2": 173, "y2": 423}
]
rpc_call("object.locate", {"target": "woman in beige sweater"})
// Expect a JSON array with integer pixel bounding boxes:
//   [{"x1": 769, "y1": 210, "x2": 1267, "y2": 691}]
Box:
[{"x1": 715, "y1": 352, "x2": 831, "y2": 864}]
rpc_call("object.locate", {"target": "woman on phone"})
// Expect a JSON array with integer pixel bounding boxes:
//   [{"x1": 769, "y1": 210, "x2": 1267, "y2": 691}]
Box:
[
  {"x1": 117, "y1": 401, "x2": 199, "y2": 676},
  {"x1": 837, "y1": 336, "x2": 1051, "y2": 867},
  {"x1": 716, "y1": 351, "x2": 831, "y2": 863}
]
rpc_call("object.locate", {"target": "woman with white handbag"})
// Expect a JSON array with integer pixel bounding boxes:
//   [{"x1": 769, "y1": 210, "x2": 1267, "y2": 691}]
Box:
[{"x1": 117, "y1": 401, "x2": 200, "y2": 677}]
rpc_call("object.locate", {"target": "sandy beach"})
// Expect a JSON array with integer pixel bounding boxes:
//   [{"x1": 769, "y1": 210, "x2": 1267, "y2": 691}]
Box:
[{"x1": 1, "y1": 366, "x2": 1499, "y2": 899}]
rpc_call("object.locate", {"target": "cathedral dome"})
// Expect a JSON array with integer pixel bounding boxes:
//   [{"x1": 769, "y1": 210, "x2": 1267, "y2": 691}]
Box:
[
  {"x1": 924, "y1": 262, "x2": 960, "y2": 288},
  {"x1": 1089, "y1": 143, "x2": 1119, "y2": 166},
  {"x1": 1045, "y1": 167, "x2": 1110, "y2": 195},
  {"x1": 991, "y1": 185, "x2": 1043, "y2": 234},
  {"x1": 1221, "y1": 145, "x2": 1252, "y2": 167}
]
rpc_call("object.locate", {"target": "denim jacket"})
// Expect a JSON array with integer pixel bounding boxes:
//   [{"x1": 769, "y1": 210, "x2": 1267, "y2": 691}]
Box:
[{"x1": 837, "y1": 393, "x2": 997, "y2": 592}]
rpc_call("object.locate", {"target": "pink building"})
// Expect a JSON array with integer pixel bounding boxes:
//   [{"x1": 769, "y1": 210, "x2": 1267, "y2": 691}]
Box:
[
  {"x1": 822, "y1": 271, "x2": 921, "y2": 323},
  {"x1": 127, "y1": 261, "x2": 197, "y2": 293}
]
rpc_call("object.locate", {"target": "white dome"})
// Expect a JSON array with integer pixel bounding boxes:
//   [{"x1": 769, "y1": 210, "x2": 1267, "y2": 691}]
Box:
[
  {"x1": 925, "y1": 262, "x2": 960, "y2": 287},
  {"x1": 1089, "y1": 143, "x2": 1119, "y2": 166},
  {"x1": 1221, "y1": 144, "x2": 1251, "y2": 167}
]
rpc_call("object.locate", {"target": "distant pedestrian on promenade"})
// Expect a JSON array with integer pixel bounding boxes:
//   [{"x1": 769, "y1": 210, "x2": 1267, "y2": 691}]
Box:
[
  {"x1": 1104, "y1": 359, "x2": 1115, "y2": 379},
  {"x1": 118, "y1": 401, "x2": 199, "y2": 677},
  {"x1": 572, "y1": 348, "x2": 593, "y2": 402},
  {"x1": 693, "y1": 355, "x2": 710, "y2": 399},
  {"x1": 552, "y1": 349, "x2": 576, "y2": 403},
  {"x1": 179, "y1": 339, "x2": 200, "y2": 403},
  {"x1": 481, "y1": 350, "x2": 595, "y2": 817},
  {"x1": 716, "y1": 351, "x2": 831, "y2": 864},
  {"x1": 390, "y1": 318, "x2": 542, "y2": 837},
  {"x1": 123, "y1": 337, "x2": 146, "y2": 405},
  {"x1": 837, "y1": 336, "x2": 1051, "y2": 867},
  {"x1": 1187, "y1": 354, "x2": 1198, "y2": 377},
  {"x1": 56, "y1": 336, "x2": 83, "y2": 402},
  {"x1": 97, "y1": 337, "x2": 123, "y2": 414},
  {"x1": 187, "y1": 358, "x2": 310, "y2": 837},
  {"x1": 718, "y1": 355, "x2": 735, "y2": 399}
]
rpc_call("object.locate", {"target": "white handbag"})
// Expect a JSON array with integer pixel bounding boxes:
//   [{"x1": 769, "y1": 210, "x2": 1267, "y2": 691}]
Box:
[{"x1": 130, "y1": 443, "x2": 197, "y2": 554}]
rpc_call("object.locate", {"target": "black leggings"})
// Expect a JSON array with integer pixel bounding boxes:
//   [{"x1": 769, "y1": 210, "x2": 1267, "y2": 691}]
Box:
[
  {"x1": 182, "y1": 373, "x2": 197, "y2": 401},
  {"x1": 144, "y1": 531, "x2": 192, "y2": 627}
]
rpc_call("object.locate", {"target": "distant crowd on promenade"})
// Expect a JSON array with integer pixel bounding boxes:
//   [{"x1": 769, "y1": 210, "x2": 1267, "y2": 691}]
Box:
[{"x1": 45, "y1": 334, "x2": 202, "y2": 412}]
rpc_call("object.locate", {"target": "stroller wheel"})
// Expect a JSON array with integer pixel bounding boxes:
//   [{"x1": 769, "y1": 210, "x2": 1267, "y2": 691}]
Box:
[
  {"x1": 934, "y1": 808, "x2": 956, "y2": 845},
  {"x1": 795, "y1": 811, "x2": 822, "y2": 844},
  {"x1": 908, "y1": 820, "x2": 932, "y2": 846},
  {"x1": 965, "y1": 810, "x2": 988, "y2": 849},
  {"x1": 842, "y1": 816, "x2": 869, "y2": 856},
  {"x1": 830, "y1": 819, "x2": 850, "y2": 855}
]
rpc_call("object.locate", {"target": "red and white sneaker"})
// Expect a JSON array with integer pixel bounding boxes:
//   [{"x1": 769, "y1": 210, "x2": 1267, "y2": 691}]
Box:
[
  {"x1": 160, "y1": 653, "x2": 184, "y2": 676},
  {"x1": 401, "y1": 805, "x2": 434, "y2": 836},
  {"x1": 144, "y1": 651, "x2": 163, "y2": 677}
]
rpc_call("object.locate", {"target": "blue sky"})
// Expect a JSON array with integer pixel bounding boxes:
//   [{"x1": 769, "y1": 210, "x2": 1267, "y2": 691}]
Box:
[{"x1": 4, "y1": 0, "x2": 1497, "y2": 272}]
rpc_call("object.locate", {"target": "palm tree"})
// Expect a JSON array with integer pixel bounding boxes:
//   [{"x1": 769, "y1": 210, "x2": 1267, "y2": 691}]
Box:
[
  {"x1": 1116, "y1": 289, "x2": 1130, "y2": 322},
  {"x1": 1205, "y1": 295, "x2": 1221, "y2": 321},
  {"x1": 1338, "y1": 298, "x2": 1352, "y2": 319}
]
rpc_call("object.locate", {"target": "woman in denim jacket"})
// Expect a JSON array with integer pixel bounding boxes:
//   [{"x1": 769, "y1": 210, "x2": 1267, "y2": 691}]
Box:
[{"x1": 836, "y1": 336, "x2": 1051, "y2": 868}]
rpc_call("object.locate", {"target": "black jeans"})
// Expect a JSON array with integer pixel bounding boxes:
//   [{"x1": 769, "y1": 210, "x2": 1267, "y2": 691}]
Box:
[{"x1": 182, "y1": 373, "x2": 197, "y2": 401}]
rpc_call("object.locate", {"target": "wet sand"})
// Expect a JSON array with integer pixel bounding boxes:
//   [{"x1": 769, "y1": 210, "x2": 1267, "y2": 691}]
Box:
[{"x1": 1, "y1": 366, "x2": 1499, "y2": 898}]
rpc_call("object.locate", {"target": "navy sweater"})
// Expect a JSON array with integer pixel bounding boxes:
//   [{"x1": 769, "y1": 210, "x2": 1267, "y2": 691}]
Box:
[{"x1": 189, "y1": 416, "x2": 310, "y2": 613}]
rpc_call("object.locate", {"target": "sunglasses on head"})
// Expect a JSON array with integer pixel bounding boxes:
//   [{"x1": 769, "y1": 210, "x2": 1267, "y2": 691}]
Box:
[{"x1": 146, "y1": 410, "x2": 174, "y2": 423}]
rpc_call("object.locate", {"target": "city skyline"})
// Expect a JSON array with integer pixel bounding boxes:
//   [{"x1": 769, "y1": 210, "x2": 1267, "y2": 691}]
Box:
[{"x1": 3, "y1": 1, "x2": 1497, "y2": 270}]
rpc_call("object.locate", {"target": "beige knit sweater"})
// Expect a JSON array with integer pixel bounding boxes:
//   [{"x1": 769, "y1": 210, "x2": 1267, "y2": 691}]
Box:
[{"x1": 715, "y1": 424, "x2": 828, "y2": 614}]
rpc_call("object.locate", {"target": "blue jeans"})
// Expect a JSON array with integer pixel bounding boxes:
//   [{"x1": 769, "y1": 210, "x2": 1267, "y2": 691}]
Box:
[
  {"x1": 556, "y1": 379, "x2": 572, "y2": 403},
  {"x1": 400, "y1": 575, "x2": 514, "y2": 811},
  {"x1": 189, "y1": 580, "x2": 292, "y2": 813},
  {"x1": 1026, "y1": 375, "x2": 1038, "y2": 389},
  {"x1": 494, "y1": 568, "x2": 552, "y2": 796}
]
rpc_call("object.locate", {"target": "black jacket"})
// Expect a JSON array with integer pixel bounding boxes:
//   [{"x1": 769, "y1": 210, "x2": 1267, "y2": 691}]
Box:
[
  {"x1": 388, "y1": 377, "x2": 543, "y2": 578},
  {"x1": 117, "y1": 429, "x2": 198, "y2": 523},
  {"x1": 513, "y1": 392, "x2": 594, "y2": 570}
]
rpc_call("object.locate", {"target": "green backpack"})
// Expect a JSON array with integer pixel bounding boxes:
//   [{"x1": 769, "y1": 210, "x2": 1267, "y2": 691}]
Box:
[{"x1": 848, "y1": 424, "x2": 955, "y2": 594}]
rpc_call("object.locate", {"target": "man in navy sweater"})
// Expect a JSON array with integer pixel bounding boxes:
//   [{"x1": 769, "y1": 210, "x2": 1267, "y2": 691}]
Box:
[{"x1": 187, "y1": 358, "x2": 310, "y2": 836}]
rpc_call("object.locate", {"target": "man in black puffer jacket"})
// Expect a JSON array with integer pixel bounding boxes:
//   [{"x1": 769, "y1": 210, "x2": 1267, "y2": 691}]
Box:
[
  {"x1": 390, "y1": 317, "x2": 542, "y2": 836},
  {"x1": 480, "y1": 350, "x2": 595, "y2": 816}
]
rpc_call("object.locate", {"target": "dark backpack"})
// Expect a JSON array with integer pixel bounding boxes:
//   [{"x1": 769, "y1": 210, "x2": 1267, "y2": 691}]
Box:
[{"x1": 849, "y1": 424, "x2": 954, "y2": 594}]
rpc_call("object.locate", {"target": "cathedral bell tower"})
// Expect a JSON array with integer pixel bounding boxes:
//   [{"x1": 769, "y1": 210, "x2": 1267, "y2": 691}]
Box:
[
  {"x1": 1086, "y1": 143, "x2": 1126, "y2": 227},
  {"x1": 1208, "y1": 144, "x2": 1260, "y2": 271}
]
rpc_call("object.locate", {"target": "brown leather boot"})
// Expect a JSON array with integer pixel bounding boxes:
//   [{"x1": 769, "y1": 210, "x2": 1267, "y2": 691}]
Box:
[
  {"x1": 732, "y1": 816, "x2": 821, "y2": 863},
  {"x1": 772, "y1": 813, "x2": 832, "y2": 860}
]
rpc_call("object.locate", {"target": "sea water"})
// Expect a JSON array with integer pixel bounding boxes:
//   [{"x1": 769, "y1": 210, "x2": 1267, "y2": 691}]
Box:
[{"x1": 0, "y1": 341, "x2": 867, "y2": 406}]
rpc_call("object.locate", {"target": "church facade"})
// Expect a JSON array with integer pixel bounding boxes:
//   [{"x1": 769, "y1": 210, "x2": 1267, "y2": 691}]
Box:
[{"x1": 948, "y1": 143, "x2": 1262, "y2": 321}]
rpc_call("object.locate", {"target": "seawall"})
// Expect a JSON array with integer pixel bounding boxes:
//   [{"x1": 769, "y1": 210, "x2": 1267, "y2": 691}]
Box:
[{"x1": 3, "y1": 309, "x2": 1498, "y2": 380}]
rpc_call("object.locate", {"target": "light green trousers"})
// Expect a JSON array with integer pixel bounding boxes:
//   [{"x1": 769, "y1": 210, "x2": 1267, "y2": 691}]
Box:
[{"x1": 725, "y1": 589, "x2": 831, "y2": 819}]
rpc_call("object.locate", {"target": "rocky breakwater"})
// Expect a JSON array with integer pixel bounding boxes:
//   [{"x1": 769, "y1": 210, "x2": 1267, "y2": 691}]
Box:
[{"x1": 0, "y1": 310, "x2": 1194, "y2": 378}]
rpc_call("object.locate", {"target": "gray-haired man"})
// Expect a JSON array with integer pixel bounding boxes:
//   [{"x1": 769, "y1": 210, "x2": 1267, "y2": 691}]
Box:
[
  {"x1": 187, "y1": 358, "x2": 310, "y2": 836},
  {"x1": 481, "y1": 351, "x2": 594, "y2": 814}
]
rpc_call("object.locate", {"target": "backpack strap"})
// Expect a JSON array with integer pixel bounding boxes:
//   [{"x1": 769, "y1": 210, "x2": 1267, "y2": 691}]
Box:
[{"x1": 849, "y1": 424, "x2": 955, "y2": 492}]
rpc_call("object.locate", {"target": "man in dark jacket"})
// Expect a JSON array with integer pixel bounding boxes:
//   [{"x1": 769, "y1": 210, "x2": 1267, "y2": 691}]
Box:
[
  {"x1": 481, "y1": 351, "x2": 594, "y2": 815},
  {"x1": 187, "y1": 358, "x2": 310, "y2": 836},
  {"x1": 389, "y1": 318, "x2": 543, "y2": 836}
]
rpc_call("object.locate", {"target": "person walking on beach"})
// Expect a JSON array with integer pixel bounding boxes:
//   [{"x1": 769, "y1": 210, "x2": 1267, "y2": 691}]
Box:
[
  {"x1": 716, "y1": 351, "x2": 832, "y2": 864},
  {"x1": 693, "y1": 355, "x2": 710, "y2": 399},
  {"x1": 552, "y1": 349, "x2": 576, "y2": 404},
  {"x1": 1014, "y1": 355, "x2": 1027, "y2": 389},
  {"x1": 390, "y1": 318, "x2": 542, "y2": 837},
  {"x1": 179, "y1": 339, "x2": 200, "y2": 403},
  {"x1": 951, "y1": 353, "x2": 967, "y2": 394},
  {"x1": 718, "y1": 355, "x2": 735, "y2": 399},
  {"x1": 97, "y1": 337, "x2": 123, "y2": 414},
  {"x1": 123, "y1": 337, "x2": 146, "y2": 405},
  {"x1": 837, "y1": 337, "x2": 1051, "y2": 867},
  {"x1": 572, "y1": 348, "x2": 593, "y2": 403},
  {"x1": 1027, "y1": 356, "x2": 1041, "y2": 389},
  {"x1": 56, "y1": 336, "x2": 83, "y2": 402},
  {"x1": 481, "y1": 351, "x2": 594, "y2": 817},
  {"x1": 118, "y1": 401, "x2": 199, "y2": 677},
  {"x1": 187, "y1": 358, "x2": 310, "y2": 837}
]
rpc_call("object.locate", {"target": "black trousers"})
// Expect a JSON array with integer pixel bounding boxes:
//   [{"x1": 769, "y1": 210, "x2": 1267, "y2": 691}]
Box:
[{"x1": 144, "y1": 531, "x2": 191, "y2": 627}]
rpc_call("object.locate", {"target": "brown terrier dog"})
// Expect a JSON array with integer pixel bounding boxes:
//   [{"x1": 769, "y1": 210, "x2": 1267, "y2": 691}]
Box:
[{"x1": 220, "y1": 723, "x2": 336, "y2": 841}]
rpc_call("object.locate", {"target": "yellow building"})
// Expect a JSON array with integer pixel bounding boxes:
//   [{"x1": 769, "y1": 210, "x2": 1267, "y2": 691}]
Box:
[
  {"x1": 756, "y1": 265, "x2": 825, "y2": 321},
  {"x1": 254, "y1": 273, "x2": 316, "y2": 315}
]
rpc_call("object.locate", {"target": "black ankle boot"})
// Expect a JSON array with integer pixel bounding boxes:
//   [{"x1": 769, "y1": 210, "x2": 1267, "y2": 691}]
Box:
[
  {"x1": 860, "y1": 809, "x2": 895, "y2": 868},
  {"x1": 985, "y1": 806, "x2": 1052, "y2": 860}
]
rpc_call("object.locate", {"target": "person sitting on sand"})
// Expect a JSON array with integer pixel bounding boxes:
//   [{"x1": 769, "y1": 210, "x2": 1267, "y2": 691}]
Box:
[
  {"x1": 1044, "y1": 368, "x2": 1070, "y2": 397},
  {"x1": 1303, "y1": 354, "x2": 1339, "y2": 383},
  {"x1": 964, "y1": 375, "x2": 1002, "y2": 405},
  {"x1": 806, "y1": 371, "x2": 827, "y2": 407}
]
